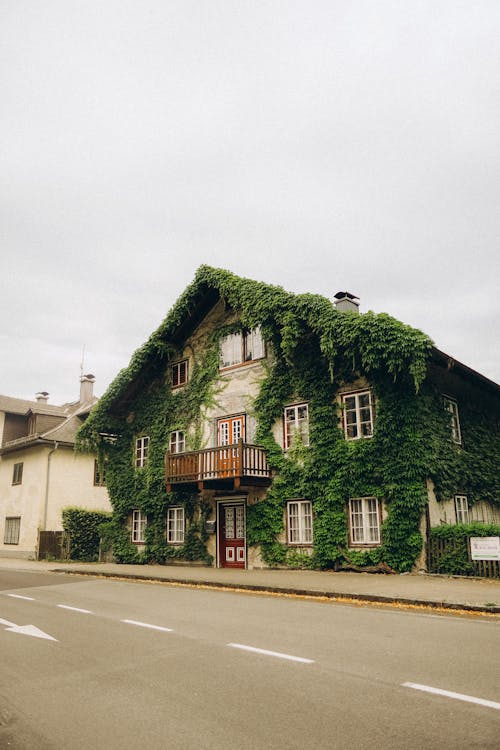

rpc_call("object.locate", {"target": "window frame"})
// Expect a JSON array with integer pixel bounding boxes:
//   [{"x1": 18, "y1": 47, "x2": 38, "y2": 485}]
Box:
[
  {"x1": 348, "y1": 497, "x2": 382, "y2": 546},
  {"x1": 4, "y1": 516, "x2": 21, "y2": 545},
  {"x1": 131, "y1": 509, "x2": 146, "y2": 543},
  {"x1": 167, "y1": 506, "x2": 185, "y2": 545},
  {"x1": 286, "y1": 499, "x2": 313, "y2": 545},
  {"x1": 219, "y1": 327, "x2": 265, "y2": 370},
  {"x1": 135, "y1": 436, "x2": 150, "y2": 468},
  {"x1": 12, "y1": 462, "x2": 23, "y2": 486},
  {"x1": 169, "y1": 430, "x2": 186, "y2": 454},
  {"x1": 283, "y1": 403, "x2": 310, "y2": 450},
  {"x1": 93, "y1": 459, "x2": 106, "y2": 486},
  {"x1": 455, "y1": 495, "x2": 470, "y2": 524},
  {"x1": 342, "y1": 390, "x2": 374, "y2": 440},
  {"x1": 171, "y1": 359, "x2": 189, "y2": 389},
  {"x1": 443, "y1": 395, "x2": 462, "y2": 445}
]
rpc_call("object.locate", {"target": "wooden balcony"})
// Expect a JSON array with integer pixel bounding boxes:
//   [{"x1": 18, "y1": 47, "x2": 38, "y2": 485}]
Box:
[{"x1": 165, "y1": 441, "x2": 271, "y2": 491}]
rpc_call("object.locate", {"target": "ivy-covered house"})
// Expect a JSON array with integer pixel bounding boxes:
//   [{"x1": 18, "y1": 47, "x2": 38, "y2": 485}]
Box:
[{"x1": 77, "y1": 266, "x2": 500, "y2": 572}]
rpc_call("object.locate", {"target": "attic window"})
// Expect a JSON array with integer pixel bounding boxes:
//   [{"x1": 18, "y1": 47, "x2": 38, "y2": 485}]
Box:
[
  {"x1": 171, "y1": 359, "x2": 188, "y2": 388},
  {"x1": 219, "y1": 327, "x2": 265, "y2": 369}
]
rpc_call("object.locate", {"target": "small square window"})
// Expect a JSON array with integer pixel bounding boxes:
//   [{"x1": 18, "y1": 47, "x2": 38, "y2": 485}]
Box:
[
  {"x1": 167, "y1": 506, "x2": 185, "y2": 544},
  {"x1": 4, "y1": 517, "x2": 21, "y2": 545},
  {"x1": 455, "y1": 495, "x2": 469, "y2": 524},
  {"x1": 348, "y1": 497, "x2": 381, "y2": 545},
  {"x1": 172, "y1": 360, "x2": 188, "y2": 388},
  {"x1": 132, "y1": 510, "x2": 146, "y2": 543},
  {"x1": 287, "y1": 500, "x2": 313, "y2": 544},
  {"x1": 135, "y1": 436, "x2": 150, "y2": 468},
  {"x1": 342, "y1": 391, "x2": 374, "y2": 440},
  {"x1": 12, "y1": 462, "x2": 23, "y2": 485}
]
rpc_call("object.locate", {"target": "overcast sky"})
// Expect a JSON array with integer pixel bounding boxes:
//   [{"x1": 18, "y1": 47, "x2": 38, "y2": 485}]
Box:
[{"x1": 1, "y1": 1, "x2": 499, "y2": 404}]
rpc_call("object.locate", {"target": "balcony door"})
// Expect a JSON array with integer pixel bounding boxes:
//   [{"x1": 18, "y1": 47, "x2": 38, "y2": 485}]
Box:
[
  {"x1": 218, "y1": 501, "x2": 246, "y2": 568},
  {"x1": 217, "y1": 415, "x2": 245, "y2": 477}
]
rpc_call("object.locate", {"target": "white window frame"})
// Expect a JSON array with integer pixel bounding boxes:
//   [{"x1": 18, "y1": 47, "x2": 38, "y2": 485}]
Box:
[
  {"x1": 131, "y1": 510, "x2": 146, "y2": 543},
  {"x1": 12, "y1": 462, "x2": 23, "y2": 485},
  {"x1": 171, "y1": 359, "x2": 188, "y2": 388},
  {"x1": 135, "y1": 436, "x2": 150, "y2": 467},
  {"x1": 219, "y1": 327, "x2": 265, "y2": 369},
  {"x1": 284, "y1": 403, "x2": 310, "y2": 449},
  {"x1": 443, "y1": 396, "x2": 462, "y2": 445},
  {"x1": 287, "y1": 500, "x2": 313, "y2": 545},
  {"x1": 4, "y1": 516, "x2": 21, "y2": 545},
  {"x1": 342, "y1": 390, "x2": 374, "y2": 440},
  {"x1": 455, "y1": 495, "x2": 470, "y2": 524},
  {"x1": 348, "y1": 497, "x2": 381, "y2": 545},
  {"x1": 167, "y1": 506, "x2": 185, "y2": 544},
  {"x1": 170, "y1": 430, "x2": 186, "y2": 454}
]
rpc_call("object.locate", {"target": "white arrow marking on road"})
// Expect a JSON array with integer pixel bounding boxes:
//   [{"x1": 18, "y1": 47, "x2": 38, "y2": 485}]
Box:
[{"x1": 0, "y1": 617, "x2": 57, "y2": 641}]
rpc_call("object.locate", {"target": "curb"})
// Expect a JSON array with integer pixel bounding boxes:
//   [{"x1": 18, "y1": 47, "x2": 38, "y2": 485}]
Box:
[{"x1": 50, "y1": 568, "x2": 500, "y2": 615}]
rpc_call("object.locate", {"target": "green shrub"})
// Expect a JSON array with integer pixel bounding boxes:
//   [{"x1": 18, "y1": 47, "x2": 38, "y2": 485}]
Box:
[{"x1": 62, "y1": 507, "x2": 112, "y2": 562}]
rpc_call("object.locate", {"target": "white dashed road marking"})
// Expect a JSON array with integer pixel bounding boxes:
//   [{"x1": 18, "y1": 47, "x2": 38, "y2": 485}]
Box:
[
  {"x1": 227, "y1": 642, "x2": 314, "y2": 664},
  {"x1": 57, "y1": 605, "x2": 93, "y2": 614},
  {"x1": 122, "y1": 619, "x2": 173, "y2": 632},
  {"x1": 7, "y1": 594, "x2": 35, "y2": 600},
  {"x1": 403, "y1": 682, "x2": 500, "y2": 711}
]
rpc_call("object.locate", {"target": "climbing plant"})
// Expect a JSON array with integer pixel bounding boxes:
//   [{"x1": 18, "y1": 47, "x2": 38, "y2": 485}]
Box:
[{"x1": 77, "y1": 266, "x2": 499, "y2": 572}]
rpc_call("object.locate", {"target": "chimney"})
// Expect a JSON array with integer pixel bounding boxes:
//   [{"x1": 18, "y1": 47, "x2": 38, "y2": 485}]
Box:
[
  {"x1": 334, "y1": 291, "x2": 360, "y2": 313},
  {"x1": 79, "y1": 373, "x2": 96, "y2": 403},
  {"x1": 35, "y1": 391, "x2": 49, "y2": 403}
]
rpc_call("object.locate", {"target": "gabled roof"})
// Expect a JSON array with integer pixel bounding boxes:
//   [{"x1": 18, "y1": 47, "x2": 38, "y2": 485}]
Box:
[{"x1": 77, "y1": 265, "x2": 498, "y2": 450}]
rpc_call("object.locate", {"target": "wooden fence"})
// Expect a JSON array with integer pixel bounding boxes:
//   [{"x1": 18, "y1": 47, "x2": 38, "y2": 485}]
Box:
[{"x1": 427, "y1": 535, "x2": 500, "y2": 578}]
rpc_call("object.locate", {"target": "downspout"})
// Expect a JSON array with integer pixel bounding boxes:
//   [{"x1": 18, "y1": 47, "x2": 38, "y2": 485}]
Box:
[{"x1": 43, "y1": 441, "x2": 58, "y2": 531}]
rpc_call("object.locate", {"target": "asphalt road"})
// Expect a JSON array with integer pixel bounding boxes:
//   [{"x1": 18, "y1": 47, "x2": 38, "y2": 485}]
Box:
[{"x1": 1, "y1": 570, "x2": 499, "y2": 749}]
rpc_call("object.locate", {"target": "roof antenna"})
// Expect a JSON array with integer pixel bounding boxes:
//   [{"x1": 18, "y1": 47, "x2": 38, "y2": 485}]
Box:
[{"x1": 80, "y1": 344, "x2": 86, "y2": 379}]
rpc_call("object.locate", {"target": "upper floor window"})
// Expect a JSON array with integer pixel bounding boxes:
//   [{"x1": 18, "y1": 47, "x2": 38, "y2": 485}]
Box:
[
  {"x1": 167, "y1": 506, "x2": 185, "y2": 544},
  {"x1": 132, "y1": 510, "x2": 146, "y2": 543},
  {"x1": 284, "y1": 403, "x2": 309, "y2": 449},
  {"x1": 219, "y1": 327, "x2": 265, "y2": 369},
  {"x1": 170, "y1": 431, "x2": 186, "y2": 454},
  {"x1": 4, "y1": 516, "x2": 21, "y2": 545},
  {"x1": 348, "y1": 497, "x2": 381, "y2": 545},
  {"x1": 455, "y1": 495, "x2": 469, "y2": 524},
  {"x1": 342, "y1": 390, "x2": 374, "y2": 440},
  {"x1": 93, "y1": 459, "x2": 106, "y2": 486},
  {"x1": 171, "y1": 359, "x2": 188, "y2": 388},
  {"x1": 443, "y1": 396, "x2": 462, "y2": 445},
  {"x1": 135, "y1": 436, "x2": 150, "y2": 468},
  {"x1": 12, "y1": 462, "x2": 23, "y2": 485},
  {"x1": 287, "y1": 500, "x2": 313, "y2": 545}
]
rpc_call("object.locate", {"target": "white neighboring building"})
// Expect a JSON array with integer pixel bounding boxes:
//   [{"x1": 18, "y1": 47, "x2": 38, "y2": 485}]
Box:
[{"x1": 0, "y1": 375, "x2": 111, "y2": 559}]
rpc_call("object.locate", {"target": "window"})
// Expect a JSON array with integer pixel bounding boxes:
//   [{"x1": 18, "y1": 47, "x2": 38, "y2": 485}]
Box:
[
  {"x1": 443, "y1": 396, "x2": 462, "y2": 445},
  {"x1": 342, "y1": 391, "x2": 374, "y2": 440},
  {"x1": 287, "y1": 500, "x2": 313, "y2": 544},
  {"x1": 12, "y1": 462, "x2": 23, "y2": 485},
  {"x1": 135, "y1": 436, "x2": 149, "y2": 467},
  {"x1": 455, "y1": 495, "x2": 469, "y2": 524},
  {"x1": 348, "y1": 497, "x2": 381, "y2": 545},
  {"x1": 284, "y1": 404, "x2": 309, "y2": 449},
  {"x1": 4, "y1": 517, "x2": 21, "y2": 545},
  {"x1": 219, "y1": 327, "x2": 265, "y2": 368},
  {"x1": 132, "y1": 510, "x2": 146, "y2": 543},
  {"x1": 93, "y1": 459, "x2": 106, "y2": 486},
  {"x1": 171, "y1": 359, "x2": 188, "y2": 388},
  {"x1": 170, "y1": 431, "x2": 186, "y2": 454},
  {"x1": 167, "y1": 506, "x2": 185, "y2": 544}
]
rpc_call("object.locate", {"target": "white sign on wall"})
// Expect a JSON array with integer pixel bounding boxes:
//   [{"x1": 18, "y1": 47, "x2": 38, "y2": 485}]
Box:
[{"x1": 470, "y1": 537, "x2": 500, "y2": 561}]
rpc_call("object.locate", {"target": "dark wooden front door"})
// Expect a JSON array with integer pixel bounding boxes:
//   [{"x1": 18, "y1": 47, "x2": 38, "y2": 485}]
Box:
[{"x1": 218, "y1": 503, "x2": 246, "y2": 568}]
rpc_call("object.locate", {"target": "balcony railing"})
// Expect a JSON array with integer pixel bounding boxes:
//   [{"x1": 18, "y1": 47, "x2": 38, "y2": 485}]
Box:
[{"x1": 165, "y1": 441, "x2": 271, "y2": 489}]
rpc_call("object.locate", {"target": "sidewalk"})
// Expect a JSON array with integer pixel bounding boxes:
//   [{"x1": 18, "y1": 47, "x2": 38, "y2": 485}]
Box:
[{"x1": 1, "y1": 557, "x2": 499, "y2": 613}]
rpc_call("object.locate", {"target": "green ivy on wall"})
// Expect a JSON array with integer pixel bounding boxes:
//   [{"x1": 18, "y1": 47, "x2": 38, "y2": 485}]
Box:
[{"x1": 77, "y1": 266, "x2": 499, "y2": 572}]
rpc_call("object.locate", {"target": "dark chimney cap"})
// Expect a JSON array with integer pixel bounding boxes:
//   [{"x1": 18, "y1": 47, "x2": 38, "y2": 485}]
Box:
[{"x1": 334, "y1": 291, "x2": 359, "y2": 301}]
